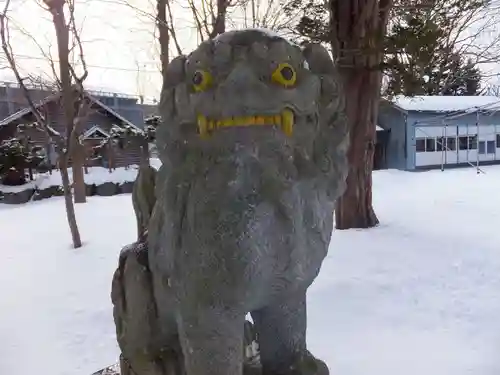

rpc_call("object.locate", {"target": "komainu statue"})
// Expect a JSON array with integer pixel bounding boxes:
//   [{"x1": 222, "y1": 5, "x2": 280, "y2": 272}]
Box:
[
  {"x1": 112, "y1": 29, "x2": 348, "y2": 375},
  {"x1": 132, "y1": 164, "x2": 157, "y2": 241}
]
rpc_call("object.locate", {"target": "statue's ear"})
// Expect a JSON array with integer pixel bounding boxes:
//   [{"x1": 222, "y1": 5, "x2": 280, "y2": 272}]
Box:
[
  {"x1": 159, "y1": 55, "x2": 187, "y2": 114},
  {"x1": 302, "y1": 43, "x2": 336, "y2": 76},
  {"x1": 163, "y1": 55, "x2": 187, "y2": 88}
]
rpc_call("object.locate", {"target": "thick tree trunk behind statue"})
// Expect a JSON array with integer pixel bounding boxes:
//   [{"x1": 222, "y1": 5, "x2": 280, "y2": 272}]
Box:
[
  {"x1": 329, "y1": 0, "x2": 392, "y2": 230},
  {"x1": 335, "y1": 69, "x2": 380, "y2": 229}
]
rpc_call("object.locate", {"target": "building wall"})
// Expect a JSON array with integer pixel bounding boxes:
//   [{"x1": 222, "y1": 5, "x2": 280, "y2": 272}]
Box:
[
  {"x1": 0, "y1": 98, "x2": 142, "y2": 168},
  {"x1": 0, "y1": 83, "x2": 146, "y2": 129},
  {"x1": 406, "y1": 111, "x2": 500, "y2": 170},
  {"x1": 0, "y1": 85, "x2": 49, "y2": 120},
  {"x1": 377, "y1": 104, "x2": 408, "y2": 169}
]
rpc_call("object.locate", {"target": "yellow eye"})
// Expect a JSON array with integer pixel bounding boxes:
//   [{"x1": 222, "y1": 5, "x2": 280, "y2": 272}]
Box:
[
  {"x1": 271, "y1": 63, "x2": 297, "y2": 87},
  {"x1": 192, "y1": 69, "x2": 213, "y2": 92}
]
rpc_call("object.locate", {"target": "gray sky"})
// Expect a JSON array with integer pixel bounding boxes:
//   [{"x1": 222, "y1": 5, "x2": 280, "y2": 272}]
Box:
[{"x1": 0, "y1": 0, "x2": 203, "y2": 101}]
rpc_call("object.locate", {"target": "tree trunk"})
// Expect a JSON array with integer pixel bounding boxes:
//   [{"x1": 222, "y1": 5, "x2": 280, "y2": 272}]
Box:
[
  {"x1": 83, "y1": 155, "x2": 89, "y2": 174},
  {"x1": 108, "y1": 144, "x2": 113, "y2": 173},
  {"x1": 59, "y1": 156, "x2": 82, "y2": 248},
  {"x1": 48, "y1": 2, "x2": 86, "y2": 204},
  {"x1": 335, "y1": 69, "x2": 380, "y2": 229},
  {"x1": 72, "y1": 141, "x2": 86, "y2": 203},
  {"x1": 209, "y1": 0, "x2": 229, "y2": 38},
  {"x1": 156, "y1": 0, "x2": 169, "y2": 75},
  {"x1": 329, "y1": 0, "x2": 392, "y2": 230}
]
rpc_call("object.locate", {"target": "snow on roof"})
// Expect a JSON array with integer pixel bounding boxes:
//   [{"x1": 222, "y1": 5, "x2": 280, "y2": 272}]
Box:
[
  {"x1": 392, "y1": 95, "x2": 500, "y2": 113},
  {"x1": 83, "y1": 125, "x2": 110, "y2": 139},
  {"x1": 213, "y1": 28, "x2": 309, "y2": 69},
  {"x1": 0, "y1": 91, "x2": 143, "y2": 130}
]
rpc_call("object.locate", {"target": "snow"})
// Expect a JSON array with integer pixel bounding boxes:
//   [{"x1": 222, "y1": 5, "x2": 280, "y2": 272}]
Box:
[
  {"x1": 392, "y1": 95, "x2": 500, "y2": 113},
  {"x1": 2, "y1": 165, "x2": 500, "y2": 375},
  {"x1": 214, "y1": 28, "x2": 282, "y2": 42},
  {"x1": 0, "y1": 163, "x2": 162, "y2": 194},
  {"x1": 212, "y1": 28, "x2": 310, "y2": 69}
]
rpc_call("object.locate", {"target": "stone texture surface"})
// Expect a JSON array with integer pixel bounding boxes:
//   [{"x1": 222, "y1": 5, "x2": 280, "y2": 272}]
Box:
[
  {"x1": 32, "y1": 185, "x2": 64, "y2": 201},
  {"x1": 86, "y1": 183, "x2": 96, "y2": 196},
  {"x1": 119, "y1": 181, "x2": 134, "y2": 194},
  {"x1": 1, "y1": 181, "x2": 135, "y2": 205},
  {"x1": 112, "y1": 29, "x2": 348, "y2": 375},
  {"x1": 132, "y1": 166, "x2": 157, "y2": 241},
  {"x1": 96, "y1": 182, "x2": 119, "y2": 196},
  {"x1": 1, "y1": 188, "x2": 34, "y2": 204}
]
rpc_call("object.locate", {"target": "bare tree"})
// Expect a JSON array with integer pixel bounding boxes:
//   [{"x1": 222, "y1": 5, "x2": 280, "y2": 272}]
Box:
[
  {"x1": 484, "y1": 84, "x2": 500, "y2": 96},
  {"x1": 0, "y1": 0, "x2": 91, "y2": 248},
  {"x1": 233, "y1": 0, "x2": 302, "y2": 34}
]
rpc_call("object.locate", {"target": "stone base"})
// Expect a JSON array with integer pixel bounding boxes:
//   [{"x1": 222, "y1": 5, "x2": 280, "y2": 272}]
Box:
[
  {"x1": 92, "y1": 351, "x2": 328, "y2": 375},
  {"x1": 119, "y1": 181, "x2": 134, "y2": 194},
  {"x1": 0, "y1": 188, "x2": 34, "y2": 204},
  {"x1": 96, "y1": 182, "x2": 119, "y2": 196},
  {"x1": 86, "y1": 184, "x2": 96, "y2": 196},
  {"x1": 91, "y1": 363, "x2": 120, "y2": 375},
  {"x1": 32, "y1": 185, "x2": 64, "y2": 201}
]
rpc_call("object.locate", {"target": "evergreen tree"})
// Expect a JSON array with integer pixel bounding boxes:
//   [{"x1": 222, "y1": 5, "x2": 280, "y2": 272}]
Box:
[
  {"x1": 0, "y1": 134, "x2": 45, "y2": 185},
  {"x1": 282, "y1": 0, "x2": 490, "y2": 229},
  {"x1": 284, "y1": 0, "x2": 487, "y2": 97},
  {"x1": 384, "y1": 1, "x2": 485, "y2": 96}
]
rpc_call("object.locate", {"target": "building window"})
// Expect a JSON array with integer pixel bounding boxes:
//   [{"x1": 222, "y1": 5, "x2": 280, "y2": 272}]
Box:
[
  {"x1": 496, "y1": 134, "x2": 500, "y2": 148},
  {"x1": 446, "y1": 137, "x2": 456, "y2": 151},
  {"x1": 436, "y1": 137, "x2": 443, "y2": 151},
  {"x1": 468, "y1": 135, "x2": 477, "y2": 150},
  {"x1": 416, "y1": 138, "x2": 426, "y2": 152},
  {"x1": 426, "y1": 138, "x2": 436, "y2": 152},
  {"x1": 458, "y1": 136, "x2": 468, "y2": 150},
  {"x1": 487, "y1": 140, "x2": 495, "y2": 154},
  {"x1": 479, "y1": 141, "x2": 486, "y2": 154},
  {"x1": 417, "y1": 136, "x2": 462, "y2": 153}
]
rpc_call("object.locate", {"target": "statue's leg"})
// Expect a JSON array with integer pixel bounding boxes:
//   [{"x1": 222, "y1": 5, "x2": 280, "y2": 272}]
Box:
[
  {"x1": 177, "y1": 308, "x2": 245, "y2": 375},
  {"x1": 251, "y1": 292, "x2": 327, "y2": 375}
]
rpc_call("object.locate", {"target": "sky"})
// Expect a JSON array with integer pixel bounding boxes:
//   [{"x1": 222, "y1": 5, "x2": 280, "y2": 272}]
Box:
[
  {"x1": 1, "y1": 0, "x2": 499, "y2": 102},
  {"x1": 0, "y1": 0, "x2": 289, "y2": 103},
  {"x1": 0, "y1": 0, "x2": 205, "y2": 102}
]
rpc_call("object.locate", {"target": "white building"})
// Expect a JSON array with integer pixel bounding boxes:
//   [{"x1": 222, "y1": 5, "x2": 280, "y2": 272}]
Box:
[{"x1": 377, "y1": 96, "x2": 500, "y2": 170}]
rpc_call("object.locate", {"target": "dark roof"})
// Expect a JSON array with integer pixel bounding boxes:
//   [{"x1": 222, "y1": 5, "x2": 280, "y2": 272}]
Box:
[{"x1": 0, "y1": 90, "x2": 142, "y2": 131}]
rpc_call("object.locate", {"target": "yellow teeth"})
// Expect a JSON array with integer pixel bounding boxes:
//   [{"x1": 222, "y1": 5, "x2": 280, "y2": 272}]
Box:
[
  {"x1": 197, "y1": 110, "x2": 294, "y2": 138},
  {"x1": 281, "y1": 109, "x2": 294, "y2": 137}
]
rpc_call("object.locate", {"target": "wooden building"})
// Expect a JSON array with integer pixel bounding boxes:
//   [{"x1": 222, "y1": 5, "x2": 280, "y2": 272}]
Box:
[{"x1": 0, "y1": 90, "x2": 144, "y2": 168}]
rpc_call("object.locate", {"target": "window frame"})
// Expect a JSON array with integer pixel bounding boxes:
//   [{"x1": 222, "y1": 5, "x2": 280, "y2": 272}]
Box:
[
  {"x1": 416, "y1": 138, "x2": 426, "y2": 152},
  {"x1": 446, "y1": 136, "x2": 456, "y2": 151},
  {"x1": 426, "y1": 137, "x2": 436, "y2": 152},
  {"x1": 486, "y1": 140, "x2": 495, "y2": 154}
]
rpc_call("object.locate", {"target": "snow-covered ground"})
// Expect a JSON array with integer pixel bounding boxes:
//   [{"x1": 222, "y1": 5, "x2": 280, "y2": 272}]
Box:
[
  {"x1": 0, "y1": 166, "x2": 140, "y2": 194},
  {"x1": 0, "y1": 159, "x2": 162, "y2": 194},
  {"x1": 1, "y1": 165, "x2": 500, "y2": 375}
]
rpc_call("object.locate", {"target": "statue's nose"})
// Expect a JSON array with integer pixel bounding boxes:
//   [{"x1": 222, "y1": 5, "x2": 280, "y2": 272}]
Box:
[
  {"x1": 217, "y1": 64, "x2": 271, "y2": 117},
  {"x1": 220, "y1": 63, "x2": 260, "y2": 91}
]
